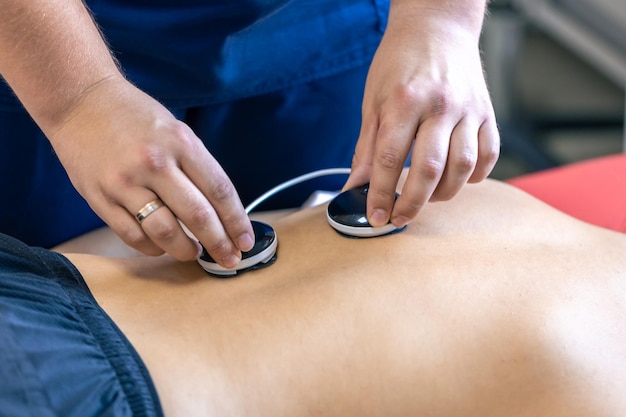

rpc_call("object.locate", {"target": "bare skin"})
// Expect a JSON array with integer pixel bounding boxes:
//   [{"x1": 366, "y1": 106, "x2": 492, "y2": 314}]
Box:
[
  {"x1": 0, "y1": 0, "x2": 498, "y2": 262},
  {"x1": 61, "y1": 179, "x2": 626, "y2": 417}
]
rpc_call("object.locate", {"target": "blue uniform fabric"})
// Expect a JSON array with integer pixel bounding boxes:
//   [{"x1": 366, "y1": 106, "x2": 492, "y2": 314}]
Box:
[
  {"x1": 86, "y1": 0, "x2": 389, "y2": 106},
  {"x1": 0, "y1": 233, "x2": 163, "y2": 416},
  {"x1": 0, "y1": 0, "x2": 388, "y2": 248}
]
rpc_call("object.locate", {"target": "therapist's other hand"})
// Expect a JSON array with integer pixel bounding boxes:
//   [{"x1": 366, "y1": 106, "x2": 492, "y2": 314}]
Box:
[
  {"x1": 345, "y1": 0, "x2": 500, "y2": 228},
  {"x1": 48, "y1": 76, "x2": 254, "y2": 265}
]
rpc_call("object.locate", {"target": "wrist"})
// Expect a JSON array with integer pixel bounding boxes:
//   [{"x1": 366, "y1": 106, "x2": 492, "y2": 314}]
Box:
[
  {"x1": 44, "y1": 73, "x2": 133, "y2": 144},
  {"x1": 45, "y1": 72, "x2": 125, "y2": 131},
  {"x1": 388, "y1": 0, "x2": 488, "y2": 40}
]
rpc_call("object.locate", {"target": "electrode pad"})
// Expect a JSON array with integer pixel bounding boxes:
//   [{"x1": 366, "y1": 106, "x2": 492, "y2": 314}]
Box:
[
  {"x1": 326, "y1": 184, "x2": 406, "y2": 238},
  {"x1": 197, "y1": 220, "x2": 277, "y2": 277}
]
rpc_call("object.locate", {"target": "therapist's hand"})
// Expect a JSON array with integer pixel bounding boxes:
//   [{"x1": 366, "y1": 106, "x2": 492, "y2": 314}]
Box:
[
  {"x1": 345, "y1": 0, "x2": 500, "y2": 228},
  {"x1": 48, "y1": 76, "x2": 254, "y2": 265}
]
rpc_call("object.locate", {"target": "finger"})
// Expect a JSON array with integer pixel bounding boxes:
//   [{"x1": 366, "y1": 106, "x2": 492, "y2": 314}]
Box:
[
  {"x1": 366, "y1": 111, "x2": 419, "y2": 227},
  {"x1": 153, "y1": 169, "x2": 244, "y2": 268},
  {"x1": 134, "y1": 196, "x2": 202, "y2": 261},
  {"x1": 390, "y1": 117, "x2": 451, "y2": 227},
  {"x1": 430, "y1": 118, "x2": 478, "y2": 202},
  {"x1": 116, "y1": 187, "x2": 201, "y2": 261},
  {"x1": 469, "y1": 117, "x2": 500, "y2": 183},
  {"x1": 179, "y1": 148, "x2": 254, "y2": 254},
  {"x1": 90, "y1": 193, "x2": 166, "y2": 257}
]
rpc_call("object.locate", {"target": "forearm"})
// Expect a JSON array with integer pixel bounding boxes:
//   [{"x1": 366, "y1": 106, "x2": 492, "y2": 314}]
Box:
[{"x1": 0, "y1": 0, "x2": 122, "y2": 133}]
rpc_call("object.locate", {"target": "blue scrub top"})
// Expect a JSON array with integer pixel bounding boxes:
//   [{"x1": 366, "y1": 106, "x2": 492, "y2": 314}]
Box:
[
  {"x1": 1, "y1": 0, "x2": 388, "y2": 108},
  {"x1": 91, "y1": 0, "x2": 388, "y2": 106}
]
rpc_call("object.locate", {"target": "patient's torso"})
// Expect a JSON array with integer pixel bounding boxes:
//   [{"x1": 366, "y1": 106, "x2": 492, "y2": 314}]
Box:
[{"x1": 66, "y1": 180, "x2": 626, "y2": 417}]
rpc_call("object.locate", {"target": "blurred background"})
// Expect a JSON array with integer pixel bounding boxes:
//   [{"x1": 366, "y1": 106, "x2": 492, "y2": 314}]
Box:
[{"x1": 480, "y1": 0, "x2": 625, "y2": 179}]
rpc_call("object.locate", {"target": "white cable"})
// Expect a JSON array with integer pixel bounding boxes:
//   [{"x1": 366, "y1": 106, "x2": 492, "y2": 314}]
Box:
[{"x1": 245, "y1": 167, "x2": 352, "y2": 214}]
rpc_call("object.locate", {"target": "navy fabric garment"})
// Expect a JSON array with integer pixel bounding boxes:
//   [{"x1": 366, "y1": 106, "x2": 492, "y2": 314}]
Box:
[
  {"x1": 0, "y1": 111, "x2": 104, "y2": 249},
  {"x1": 0, "y1": 233, "x2": 163, "y2": 417},
  {"x1": 0, "y1": 0, "x2": 389, "y2": 247},
  {"x1": 84, "y1": 0, "x2": 389, "y2": 107}
]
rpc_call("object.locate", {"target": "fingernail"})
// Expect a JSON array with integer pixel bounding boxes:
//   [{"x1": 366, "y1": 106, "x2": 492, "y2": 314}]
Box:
[
  {"x1": 222, "y1": 254, "x2": 241, "y2": 269},
  {"x1": 237, "y1": 233, "x2": 254, "y2": 252},
  {"x1": 370, "y1": 209, "x2": 388, "y2": 227}
]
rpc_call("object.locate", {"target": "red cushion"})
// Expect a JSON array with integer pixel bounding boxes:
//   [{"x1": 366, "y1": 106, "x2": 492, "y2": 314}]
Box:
[{"x1": 507, "y1": 154, "x2": 626, "y2": 232}]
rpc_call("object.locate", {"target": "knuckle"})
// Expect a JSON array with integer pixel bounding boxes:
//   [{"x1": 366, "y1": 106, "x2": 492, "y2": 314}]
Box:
[
  {"x1": 415, "y1": 158, "x2": 445, "y2": 182},
  {"x1": 428, "y1": 90, "x2": 454, "y2": 116},
  {"x1": 394, "y1": 83, "x2": 422, "y2": 108},
  {"x1": 210, "y1": 178, "x2": 236, "y2": 202},
  {"x1": 221, "y1": 213, "x2": 248, "y2": 235},
  {"x1": 452, "y1": 151, "x2": 477, "y2": 173},
  {"x1": 140, "y1": 146, "x2": 169, "y2": 174},
  {"x1": 482, "y1": 143, "x2": 501, "y2": 166},
  {"x1": 149, "y1": 221, "x2": 177, "y2": 242},
  {"x1": 168, "y1": 123, "x2": 197, "y2": 150},
  {"x1": 188, "y1": 205, "x2": 213, "y2": 227},
  {"x1": 207, "y1": 238, "x2": 233, "y2": 259},
  {"x1": 375, "y1": 147, "x2": 405, "y2": 171},
  {"x1": 134, "y1": 125, "x2": 195, "y2": 175},
  {"x1": 120, "y1": 227, "x2": 149, "y2": 249},
  {"x1": 168, "y1": 121, "x2": 192, "y2": 140}
]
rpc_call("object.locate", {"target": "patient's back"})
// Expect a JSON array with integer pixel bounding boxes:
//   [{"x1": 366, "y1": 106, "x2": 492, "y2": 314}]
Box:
[{"x1": 70, "y1": 180, "x2": 626, "y2": 417}]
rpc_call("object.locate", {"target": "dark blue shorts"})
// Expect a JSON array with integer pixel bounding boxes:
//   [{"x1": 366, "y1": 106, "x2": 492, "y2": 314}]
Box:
[
  {"x1": 0, "y1": 0, "x2": 388, "y2": 247},
  {"x1": 0, "y1": 233, "x2": 163, "y2": 416}
]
